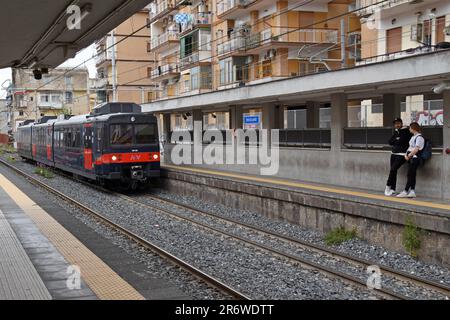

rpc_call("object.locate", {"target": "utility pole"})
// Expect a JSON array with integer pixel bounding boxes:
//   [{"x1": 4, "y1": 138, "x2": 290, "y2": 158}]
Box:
[
  {"x1": 341, "y1": 18, "x2": 347, "y2": 69},
  {"x1": 111, "y1": 30, "x2": 117, "y2": 102}
]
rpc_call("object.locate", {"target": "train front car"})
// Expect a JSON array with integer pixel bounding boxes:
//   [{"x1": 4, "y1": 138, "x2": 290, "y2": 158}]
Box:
[{"x1": 92, "y1": 103, "x2": 160, "y2": 190}]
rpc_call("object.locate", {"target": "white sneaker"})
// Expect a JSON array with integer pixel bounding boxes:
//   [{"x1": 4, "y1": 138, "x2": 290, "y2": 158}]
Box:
[
  {"x1": 384, "y1": 186, "x2": 394, "y2": 196},
  {"x1": 407, "y1": 190, "x2": 417, "y2": 198},
  {"x1": 396, "y1": 191, "x2": 409, "y2": 198}
]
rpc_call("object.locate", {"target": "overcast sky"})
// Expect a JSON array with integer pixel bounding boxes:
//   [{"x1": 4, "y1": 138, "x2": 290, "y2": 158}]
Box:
[{"x1": 0, "y1": 44, "x2": 97, "y2": 99}]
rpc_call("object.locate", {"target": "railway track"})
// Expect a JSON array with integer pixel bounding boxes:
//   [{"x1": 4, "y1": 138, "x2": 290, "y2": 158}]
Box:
[
  {"x1": 2, "y1": 158, "x2": 450, "y2": 300},
  {"x1": 135, "y1": 193, "x2": 450, "y2": 299},
  {"x1": 0, "y1": 159, "x2": 250, "y2": 300}
]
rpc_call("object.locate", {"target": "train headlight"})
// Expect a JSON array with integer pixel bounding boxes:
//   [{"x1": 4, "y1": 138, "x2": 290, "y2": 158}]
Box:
[
  {"x1": 153, "y1": 153, "x2": 159, "y2": 160},
  {"x1": 111, "y1": 155, "x2": 118, "y2": 161}
]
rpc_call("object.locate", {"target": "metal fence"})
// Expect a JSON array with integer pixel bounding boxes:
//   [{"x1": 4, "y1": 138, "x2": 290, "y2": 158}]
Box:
[{"x1": 343, "y1": 127, "x2": 443, "y2": 150}]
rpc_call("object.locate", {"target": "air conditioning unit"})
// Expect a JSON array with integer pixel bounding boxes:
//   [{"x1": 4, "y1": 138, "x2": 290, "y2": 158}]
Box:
[
  {"x1": 245, "y1": 56, "x2": 253, "y2": 64},
  {"x1": 410, "y1": 23, "x2": 423, "y2": 42}
]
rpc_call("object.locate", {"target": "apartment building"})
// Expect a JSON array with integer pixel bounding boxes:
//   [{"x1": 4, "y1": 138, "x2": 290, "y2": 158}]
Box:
[
  {"x1": 148, "y1": 0, "x2": 360, "y2": 104},
  {"x1": 94, "y1": 7, "x2": 156, "y2": 104},
  {"x1": 11, "y1": 68, "x2": 90, "y2": 130},
  {"x1": 357, "y1": 0, "x2": 450, "y2": 60}
]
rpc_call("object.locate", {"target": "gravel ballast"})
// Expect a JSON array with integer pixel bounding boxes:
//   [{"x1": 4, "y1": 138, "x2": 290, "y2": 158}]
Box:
[{"x1": 2, "y1": 156, "x2": 449, "y2": 300}]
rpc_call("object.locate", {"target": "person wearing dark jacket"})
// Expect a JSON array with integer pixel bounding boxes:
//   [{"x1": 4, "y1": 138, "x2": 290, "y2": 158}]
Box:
[{"x1": 385, "y1": 118, "x2": 412, "y2": 196}]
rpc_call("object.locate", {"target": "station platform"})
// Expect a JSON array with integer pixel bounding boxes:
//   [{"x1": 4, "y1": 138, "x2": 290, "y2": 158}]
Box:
[
  {"x1": 0, "y1": 165, "x2": 190, "y2": 300},
  {"x1": 161, "y1": 164, "x2": 450, "y2": 267},
  {"x1": 162, "y1": 164, "x2": 450, "y2": 216}
]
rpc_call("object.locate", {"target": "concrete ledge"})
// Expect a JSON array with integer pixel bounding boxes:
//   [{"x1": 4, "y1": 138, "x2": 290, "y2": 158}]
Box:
[{"x1": 160, "y1": 167, "x2": 450, "y2": 267}]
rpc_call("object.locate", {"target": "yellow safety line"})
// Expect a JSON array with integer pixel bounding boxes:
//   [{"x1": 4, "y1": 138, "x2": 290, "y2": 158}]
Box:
[
  {"x1": 0, "y1": 174, "x2": 145, "y2": 300},
  {"x1": 163, "y1": 164, "x2": 450, "y2": 212}
]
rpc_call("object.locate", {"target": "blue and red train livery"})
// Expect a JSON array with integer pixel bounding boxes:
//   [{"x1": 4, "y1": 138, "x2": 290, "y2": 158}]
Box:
[{"x1": 16, "y1": 103, "x2": 160, "y2": 190}]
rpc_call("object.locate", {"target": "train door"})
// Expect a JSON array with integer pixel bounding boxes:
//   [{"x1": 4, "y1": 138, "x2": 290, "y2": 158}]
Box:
[{"x1": 84, "y1": 124, "x2": 94, "y2": 170}]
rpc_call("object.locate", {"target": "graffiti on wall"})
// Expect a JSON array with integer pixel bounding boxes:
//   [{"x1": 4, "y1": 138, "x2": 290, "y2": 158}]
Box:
[{"x1": 413, "y1": 110, "x2": 444, "y2": 126}]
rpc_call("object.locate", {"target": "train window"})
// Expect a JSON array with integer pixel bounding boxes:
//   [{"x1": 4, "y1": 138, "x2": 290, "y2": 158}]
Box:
[
  {"x1": 110, "y1": 124, "x2": 133, "y2": 146},
  {"x1": 135, "y1": 124, "x2": 157, "y2": 144},
  {"x1": 73, "y1": 128, "x2": 81, "y2": 148},
  {"x1": 65, "y1": 129, "x2": 72, "y2": 148}
]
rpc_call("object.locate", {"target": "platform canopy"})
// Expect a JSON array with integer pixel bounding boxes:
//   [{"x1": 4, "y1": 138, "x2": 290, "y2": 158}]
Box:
[{"x1": 0, "y1": 0, "x2": 151, "y2": 69}]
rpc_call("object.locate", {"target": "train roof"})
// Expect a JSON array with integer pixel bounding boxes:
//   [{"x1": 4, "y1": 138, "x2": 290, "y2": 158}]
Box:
[{"x1": 53, "y1": 112, "x2": 156, "y2": 126}]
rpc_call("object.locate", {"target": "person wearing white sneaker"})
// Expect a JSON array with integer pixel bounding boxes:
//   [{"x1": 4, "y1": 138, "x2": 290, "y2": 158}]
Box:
[
  {"x1": 397, "y1": 123, "x2": 424, "y2": 199},
  {"x1": 385, "y1": 118, "x2": 412, "y2": 196}
]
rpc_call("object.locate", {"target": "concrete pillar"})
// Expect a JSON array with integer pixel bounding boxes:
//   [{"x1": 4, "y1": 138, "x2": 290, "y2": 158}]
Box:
[
  {"x1": 443, "y1": 90, "x2": 450, "y2": 199},
  {"x1": 306, "y1": 101, "x2": 320, "y2": 129},
  {"x1": 330, "y1": 93, "x2": 348, "y2": 152},
  {"x1": 192, "y1": 109, "x2": 203, "y2": 129},
  {"x1": 383, "y1": 93, "x2": 402, "y2": 127},
  {"x1": 274, "y1": 105, "x2": 285, "y2": 129},
  {"x1": 262, "y1": 103, "x2": 275, "y2": 130},
  {"x1": 230, "y1": 106, "x2": 243, "y2": 129},
  {"x1": 162, "y1": 113, "x2": 171, "y2": 141}
]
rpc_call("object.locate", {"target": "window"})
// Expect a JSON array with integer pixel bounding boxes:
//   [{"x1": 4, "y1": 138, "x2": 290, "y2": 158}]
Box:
[
  {"x1": 65, "y1": 76, "x2": 73, "y2": 86},
  {"x1": 65, "y1": 92, "x2": 73, "y2": 104},
  {"x1": 147, "y1": 67, "x2": 152, "y2": 78},
  {"x1": 147, "y1": 41, "x2": 151, "y2": 52},
  {"x1": 135, "y1": 124, "x2": 157, "y2": 144},
  {"x1": 146, "y1": 18, "x2": 151, "y2": 28},
  {"x1": 436, "y1": 16, "x2": 446, "y2": 44},
  {"x1": 110, "y1": 124, "x2": 133, "y2": 145},
  {"x1": 19, "y1": 111, "x2": 24, "y2": 116},
  {"x1": 386, "y1": 27, "x2": 402, "y2": 54}
]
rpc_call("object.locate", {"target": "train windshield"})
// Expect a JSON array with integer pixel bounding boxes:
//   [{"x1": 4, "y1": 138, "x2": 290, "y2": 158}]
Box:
[
  {"x1": 110, "y1": 124, "x2": 157, "y2": 146},
  {"x1": 110, "y1": 124, "x2": 133, "y2": 145},
  {"x1": 135, "y1": 124, "x2": 157, "y2": 144}
]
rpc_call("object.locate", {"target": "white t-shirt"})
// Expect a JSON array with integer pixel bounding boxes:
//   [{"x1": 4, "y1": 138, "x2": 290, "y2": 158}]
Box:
[{"x1": 407, "y1": 134, "x2": 425, "y2": 158}]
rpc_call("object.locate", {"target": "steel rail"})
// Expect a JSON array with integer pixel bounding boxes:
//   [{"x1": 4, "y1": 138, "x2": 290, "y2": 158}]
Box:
[{"x1": 0, "y1": 159, "x2": 250, "y2": 301}]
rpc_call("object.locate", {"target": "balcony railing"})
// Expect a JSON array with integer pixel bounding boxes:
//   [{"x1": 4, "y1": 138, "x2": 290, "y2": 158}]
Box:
[
  {"x1": 246, "y1": 28, "x2": 339, "y2": 49},
  {"x1": 217, "y1": 36, "x2": 246, "y2": 56},
  {"x1": 183, "y1": 72, "x2": 212, "y2": 93},
  {"x1": 151, "y1": 63, "x2": 180, "y2": 79},
  {"x1": 355, "y1": 0, "x2": 410, "y2": 16},
  {"x1": 216, "y1": 0, "x2": 254, "y2": 17},
  {"x1": 150, "y1": 0, "x2": 176, "y2": 20},
  {"x1": 180, "y1": 12, "x2": 212, "y2": 33},
  {"x1": 180, "y1": 51, "x2": 211, "y2": 69},
  {"x1": 151, "y1": 31, "x2": 179, "y2": 50}
]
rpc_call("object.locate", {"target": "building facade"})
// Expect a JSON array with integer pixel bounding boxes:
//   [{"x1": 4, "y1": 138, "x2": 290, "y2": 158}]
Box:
[
  {"x1": 94, "y1": 7, "x2": 156, "y2": 104},
  {"x1": 11, "y1": 68, "x2": 90, "y2": 130}
]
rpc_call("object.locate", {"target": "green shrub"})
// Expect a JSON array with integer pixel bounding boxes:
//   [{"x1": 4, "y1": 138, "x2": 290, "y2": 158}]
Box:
[
  {"x1": 6, "y1": 155, "x2": 16, "y2": 163},
  {"x1": 403, "y1": 218, "x2": 422, "y2": 258},
  {"x1": 35, "y1": 167, "x2": 54, "y2": 179},
  {"x1": 324, "y1": 227, "x2": 358, "y2": 246}
]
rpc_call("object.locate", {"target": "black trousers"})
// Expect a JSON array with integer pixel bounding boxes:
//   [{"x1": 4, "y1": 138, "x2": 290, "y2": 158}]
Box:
[
  {"x1": 386, "y1": 154, "x2": 406, "y2": 190},
  {"x1": 405, "y1": 157, "x2": 420, "y2": 192}
]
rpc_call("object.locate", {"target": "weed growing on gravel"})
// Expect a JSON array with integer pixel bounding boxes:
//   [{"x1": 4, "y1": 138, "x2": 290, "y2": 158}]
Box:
[
  {"x1": 324, "y1": 227, "x2": 358, "y2": 246},
  {"x1": 35, "y1": 167, "x2": 54, "y2": 179},
  {"x1": 403, "y1": 218, "x2": 422, "y2": 258}
]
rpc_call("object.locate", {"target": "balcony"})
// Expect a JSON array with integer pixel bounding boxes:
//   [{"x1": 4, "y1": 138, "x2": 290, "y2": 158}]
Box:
[
  {"x1": 182, "y1": 72, "x2": 212, "y2": 95},
  {"x1": 217, "y1": 36, "x2": 247, "y2": 57},
  {"x1": 180, "y1": 51, "x2": 211, "y2": 70},
  {"x1": 151, "y1": 63, "x2": 180, "y2": 81},
  {"x1": 216, "y1": 0, "x2": 257, "y2": 20},
  {"x1": 158, "y1": 83, "x2": 179, "y2": 100},
  {"x1": 91, "y1": 77, "x2": 109, "y2": 89},
  {"x1": 354, "y1": 0, "x2": 441, "y2": 17},
  {"x1": 149, "y1": 0, "x2": 177, "y2": 23},
  {"x1": 245, "y1": 27, "x2": 339, "y2": 54},
  {"x1": 180, "y1": 12, "x2": 212, "y2": 35},
  {"x1": 151, "y1": 31, "x2": 179, "y2": 53}
]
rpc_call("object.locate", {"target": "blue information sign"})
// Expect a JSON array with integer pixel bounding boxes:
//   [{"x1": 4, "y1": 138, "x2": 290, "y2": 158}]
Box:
[{"x1": 243, "y1": 115, "x2": 261, "y2": 125}]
